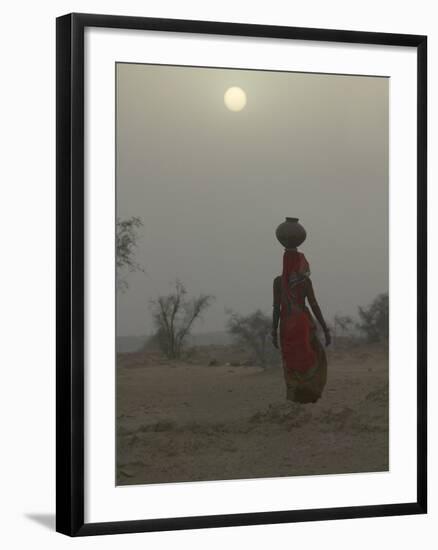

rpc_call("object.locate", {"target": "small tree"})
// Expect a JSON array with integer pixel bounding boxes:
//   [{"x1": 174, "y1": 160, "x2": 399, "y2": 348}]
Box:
[
  {"x1": 116, "y1": 216, "x2": 143, "y2": 291},
  {"x1": 332, "y1": 314, "x2": 354, "y2": 346},
  {"x1": 334, "y1": 314, "x2": 354, "y2": 334},
  {"x1": 226, "y1": 310, "x2": 272, "y2": 368},
  {"x1": 357, "y1": 293, "x2": 389, "y2": 343},
  {"x1": 150, "y1": 281, "x2": 214, "y2": 359}
]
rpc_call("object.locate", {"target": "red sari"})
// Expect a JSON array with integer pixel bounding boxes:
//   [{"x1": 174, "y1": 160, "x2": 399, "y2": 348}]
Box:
[{"x1": 276, "y1": 250, "x2": 327, "y2": 403}]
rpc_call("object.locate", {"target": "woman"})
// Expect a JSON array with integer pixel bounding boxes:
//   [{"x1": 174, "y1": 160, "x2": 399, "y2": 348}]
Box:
[{"x1": 272, "y1": 248, "x2": 331, "y2": 404}]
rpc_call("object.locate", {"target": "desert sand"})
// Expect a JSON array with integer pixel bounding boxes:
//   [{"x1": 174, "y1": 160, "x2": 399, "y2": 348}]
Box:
[{"x1": 116, "y1": 344, "x2": 388, "y2": 485}]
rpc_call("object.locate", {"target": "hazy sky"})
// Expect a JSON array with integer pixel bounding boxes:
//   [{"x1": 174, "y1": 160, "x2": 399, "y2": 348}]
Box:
[{"x1": 116, "y1": 63, "x2": 388, "y2": 337}]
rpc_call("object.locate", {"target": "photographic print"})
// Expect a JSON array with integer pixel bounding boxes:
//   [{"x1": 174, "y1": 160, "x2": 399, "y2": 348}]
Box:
[
  {"x1": 56, "y1": 13, "x2": 426, "y2": 535},
  {"x1": 115, "y1": 63, "x2": 389, "y2": 486}
]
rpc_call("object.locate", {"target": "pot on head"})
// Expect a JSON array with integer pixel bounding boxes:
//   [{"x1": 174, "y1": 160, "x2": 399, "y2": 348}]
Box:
[{"x1": 275, "y1": 217, "x2": 307, "y2": 249}]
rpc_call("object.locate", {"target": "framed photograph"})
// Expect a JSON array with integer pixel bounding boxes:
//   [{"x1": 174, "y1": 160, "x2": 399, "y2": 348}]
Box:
[{"x1": 56, "y1": 13, "x2": 427, "y2": 536}]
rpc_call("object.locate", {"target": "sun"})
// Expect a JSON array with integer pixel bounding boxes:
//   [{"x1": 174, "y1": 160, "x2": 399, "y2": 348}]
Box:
[{"x1": 224, "y1": 86, "x2": 247, "y2": 112}]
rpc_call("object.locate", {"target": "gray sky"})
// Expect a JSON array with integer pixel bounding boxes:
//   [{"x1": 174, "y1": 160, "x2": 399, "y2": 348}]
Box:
[{"x1": 116, "y1": 63, "x2": 388, "y2": 337}]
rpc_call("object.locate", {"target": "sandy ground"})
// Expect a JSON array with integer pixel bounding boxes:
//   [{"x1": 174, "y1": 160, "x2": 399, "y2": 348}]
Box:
[{"x1": 116, "y1": 345, "x2": 388, "y2": 485}]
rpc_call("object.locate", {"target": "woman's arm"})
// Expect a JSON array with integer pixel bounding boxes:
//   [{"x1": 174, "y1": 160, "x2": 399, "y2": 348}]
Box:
[
  {"x1": 306, "y1": 278, "x2": 331, "y2": 346},
  {"x1": 272, "y1": 276, "x2": 281, "y2": 348}
]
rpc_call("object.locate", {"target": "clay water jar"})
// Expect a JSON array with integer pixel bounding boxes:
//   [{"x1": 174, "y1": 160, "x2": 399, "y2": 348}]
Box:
[{"x1": 275, "y1": 217, "x2": 307, "y2": 248}]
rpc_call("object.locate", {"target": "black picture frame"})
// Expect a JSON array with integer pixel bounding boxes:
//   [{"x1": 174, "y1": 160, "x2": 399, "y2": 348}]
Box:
[{"x1": 56, "y1": 12, "x2": 427, "y2": 537}]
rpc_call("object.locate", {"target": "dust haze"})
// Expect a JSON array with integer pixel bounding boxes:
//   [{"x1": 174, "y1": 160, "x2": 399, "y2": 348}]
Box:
[{"x1": 116, "y1": 63, "x2": 388, "y2": 339}]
